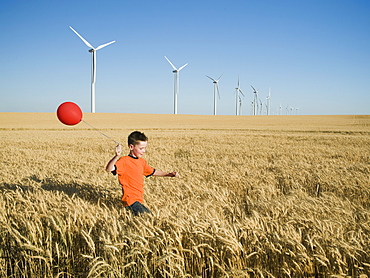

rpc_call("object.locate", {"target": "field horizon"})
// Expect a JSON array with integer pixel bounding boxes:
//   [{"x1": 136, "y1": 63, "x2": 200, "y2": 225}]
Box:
[
  {"x1": 1, "y1": 113, "x2": 369, "y2": 132},
  {"x1": 0, "y1": 112, "x2": 369, "y2": 277}
]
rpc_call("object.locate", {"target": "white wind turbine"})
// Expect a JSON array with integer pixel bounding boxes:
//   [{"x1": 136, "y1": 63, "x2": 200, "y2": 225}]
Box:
[
  {"x1": 164, "y1": 56, "x2": 188, "y2": 114},
  {"x1": 266, "y1": 87, "x2": 271, "y2": 115},
  {"x1": 206, "y1": 74, "x2": 223, "y2": 115},
  {"x1": 251, "y1": 86, "x2": 259, "y2": 115},
  {"x1": 234, "y1": 77, "x2": 244, "y2": 115},
  {"x1": 69, "y1": 26, "x2": 115, "y2": 113}
]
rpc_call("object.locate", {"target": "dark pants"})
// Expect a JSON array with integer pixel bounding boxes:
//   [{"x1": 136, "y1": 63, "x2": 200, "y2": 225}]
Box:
[{"x1": 126, "y1": 201, "x2": 151, "y2": 216}]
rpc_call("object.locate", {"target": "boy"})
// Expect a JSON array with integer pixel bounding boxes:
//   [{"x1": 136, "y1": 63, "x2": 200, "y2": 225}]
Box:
[{"x1": 106, "y1": 131, "x2": 179, "y2": 215}]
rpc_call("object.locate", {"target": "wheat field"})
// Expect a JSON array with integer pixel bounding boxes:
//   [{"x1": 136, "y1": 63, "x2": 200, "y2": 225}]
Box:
[{"x1": 0, "y1": 113, "x2": 369, "y2": 277}]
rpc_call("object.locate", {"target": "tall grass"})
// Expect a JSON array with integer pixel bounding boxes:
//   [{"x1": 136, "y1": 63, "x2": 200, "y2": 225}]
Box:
[{"x1": 0, "y1": 114, "x2": 369, "y2": 277}]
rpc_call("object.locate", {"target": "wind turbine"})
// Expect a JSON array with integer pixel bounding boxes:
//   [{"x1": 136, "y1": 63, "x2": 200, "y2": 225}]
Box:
[
  {"x1": 251, "y1": 86, "x2": 259, "y2": 115},
  {"x1": 206, "y1": 74, "x2": 222, "y2": 115},
  {"x1": 69, "y1": 26, "x2": 115, "y2": 113},
  {"x1": 164, "y1": 56, "x2": 188, "y2": 114},
  {"x1": 266, "y1": 88, "x2": 271, "y2": 115},
  {"x1": 234, "y1": 77, "x2": 244, "y2": 115}
]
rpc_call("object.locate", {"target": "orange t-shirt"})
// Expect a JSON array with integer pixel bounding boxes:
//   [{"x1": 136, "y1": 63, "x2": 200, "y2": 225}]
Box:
[{"x1": 114, "y1": 155, "x2": 155, "y2": 206}]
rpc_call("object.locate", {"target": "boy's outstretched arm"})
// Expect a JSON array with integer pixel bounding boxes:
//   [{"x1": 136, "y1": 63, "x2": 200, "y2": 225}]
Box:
[
  {"x1": 106, "y1": 144, "x2": 122, "y2": 172},
  {"x1": 153, "y1": 170, "x2": 180, "y2": 177}
]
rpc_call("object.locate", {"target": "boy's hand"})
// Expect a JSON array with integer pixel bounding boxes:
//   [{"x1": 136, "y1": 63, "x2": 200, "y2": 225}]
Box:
[
  {"x1": 169, "y1": 171, "x2": 179, "y2": 178},
  {"x1": 115, "y1": 144, "x2": 122, "y2": 156},
  {"x1": 106, "y1": 145, "x2": 122, "y2": 172}
]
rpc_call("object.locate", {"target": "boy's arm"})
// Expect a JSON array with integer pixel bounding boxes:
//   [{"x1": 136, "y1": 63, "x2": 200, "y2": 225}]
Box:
[
  {"x1": 153, "y1": 170, "x2": 179, "y2": 177},
  {"x1": 105, "y1": 145, "x2": 122, "y2": 172}
]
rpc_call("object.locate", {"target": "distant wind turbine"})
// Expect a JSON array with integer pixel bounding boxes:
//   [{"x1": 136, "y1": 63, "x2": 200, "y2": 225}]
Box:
[
  {"x1": 164, "y1": 56, "x2": 188, "y2": 114},
  {"x1": 251, "y1": 86, "x2": 259, "y2": 115},
  {"x1": 206, "y1": 74, "x2": 223, "y2": 115},
  {"x1": 266, "y1": 88, "x2": 271, "y2": 115},
  {"x1": 69, "y1": 26, "x2": 115, "y2": 113},
  {"x1": 234, "y1": 77, "x2": 244, "y2": 115}
]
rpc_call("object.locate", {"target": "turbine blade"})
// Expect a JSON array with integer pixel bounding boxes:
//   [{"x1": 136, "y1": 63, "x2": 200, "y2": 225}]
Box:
[
  {"x1": 69, "y1": 26, "x2": 94, "y2": 49},
  {"x1": 251, "y1": 85, "x2": 256, "y2": 92},
  {"x1": 178, "y1": 63, "x2": 188, "y2": 71},
  {"x1": 239, "y1": 89, "x2": 244, "y2": 97},
  {"x1": 217, "y1": 84, "x2": 221, "y2": 99},
  {"x1": 216, "y1": 73, "x2": 223, "y2": 82},
  {"x1": 95, "y1": 40, "x2": 116, "y2": 50},
  {"x1": 164, "y1": 56, "x2": 177, "y2": 71},
  {"x1": 206, "y1": 75, "x2": 216, "y2": 82}
]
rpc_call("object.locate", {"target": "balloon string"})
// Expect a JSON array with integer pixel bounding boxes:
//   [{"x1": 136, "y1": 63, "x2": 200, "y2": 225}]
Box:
[{"x1": 82, "y1": 120, "x2": 121, "y2": 145}]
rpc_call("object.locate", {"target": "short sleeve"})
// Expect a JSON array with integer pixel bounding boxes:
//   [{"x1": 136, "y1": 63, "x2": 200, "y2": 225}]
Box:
[
  {"x1": 111, "y1": 165, "x2": 117, "y2": 176},
  {"x1": 142, "y1": 159, "x2": 155, "y2": 177}
]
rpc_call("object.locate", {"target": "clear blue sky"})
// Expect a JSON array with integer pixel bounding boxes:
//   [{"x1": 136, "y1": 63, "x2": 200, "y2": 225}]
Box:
[{"x1": 1, "y1": 0, "x2": 369, "y2": 115}]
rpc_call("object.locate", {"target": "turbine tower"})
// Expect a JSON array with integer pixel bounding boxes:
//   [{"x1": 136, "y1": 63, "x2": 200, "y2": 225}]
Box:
[
  {"x1": 238, "y1": 96, "x2": 243, "y2": 115},
  {"x1": 206, "y1": 74, "x2": 222, "y2": 115},
  {"x1": 164, "y1": 56, "x2": 188, "y2": 114},
  {"x1": 266, "y1": 87, "x2": 271, "y2": 115},
  {"x1": 69, "y1": 26, "x2": 115, "y2": 113},
  {"x1": 234, "y1": 77, "x2": 244, "y2": 115},
  {"x1": 259, "y1": 99, "x2": 263, "y2": 115},
  {"x1": 251, "y1": 86, "x2": 259, "y2": 115}
]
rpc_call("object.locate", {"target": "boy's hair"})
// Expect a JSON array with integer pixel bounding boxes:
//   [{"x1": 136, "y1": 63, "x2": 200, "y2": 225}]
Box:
[{"x1": 128, "y1": 131, "x2": 148, "y2": 146}]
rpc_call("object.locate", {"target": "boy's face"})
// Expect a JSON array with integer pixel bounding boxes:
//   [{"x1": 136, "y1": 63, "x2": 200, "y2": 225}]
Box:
[{"x1": 129, "y1": 141, "x2": 147, "y2": 158}]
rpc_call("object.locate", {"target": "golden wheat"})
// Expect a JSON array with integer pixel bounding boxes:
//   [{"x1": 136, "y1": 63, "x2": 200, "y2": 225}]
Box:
[{"x1": 0, "y1": 113, "x2": 369, "y2": 277}]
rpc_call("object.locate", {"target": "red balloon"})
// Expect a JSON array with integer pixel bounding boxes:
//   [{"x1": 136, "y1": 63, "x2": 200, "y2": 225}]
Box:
[{"x1": 56, "y1": 102, "x2": 83, "y2": 125}]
